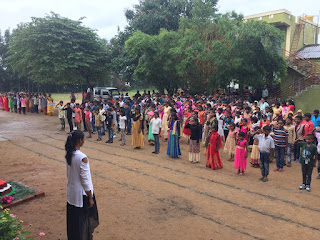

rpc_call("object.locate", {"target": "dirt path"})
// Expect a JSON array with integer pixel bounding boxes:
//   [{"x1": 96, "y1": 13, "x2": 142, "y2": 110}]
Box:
[{"x1": 1, "y1": 111, "x2": 320, "y2": 239}]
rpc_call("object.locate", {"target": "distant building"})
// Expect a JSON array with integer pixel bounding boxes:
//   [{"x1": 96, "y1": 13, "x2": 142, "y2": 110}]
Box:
[{"x1": 245, "y1": 9, "x2": 320, "y2": 100}]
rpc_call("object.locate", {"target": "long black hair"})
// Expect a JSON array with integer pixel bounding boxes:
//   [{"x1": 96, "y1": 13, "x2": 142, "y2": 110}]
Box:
[{"x1": 65, "y1": 130, "x2": 84, "y2": 165}]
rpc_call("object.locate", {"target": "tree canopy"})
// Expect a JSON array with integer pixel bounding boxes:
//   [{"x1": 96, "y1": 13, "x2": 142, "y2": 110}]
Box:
[{"x1": 7, "y1": 13, "x2": 110, "y2": 89}]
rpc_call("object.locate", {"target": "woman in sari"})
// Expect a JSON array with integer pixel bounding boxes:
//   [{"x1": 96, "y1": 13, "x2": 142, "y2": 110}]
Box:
[
  {"x1": 47, "y1": 94, "x2": 54, "y2": 116},
  {"x1": 161, "y1": 102, "x2": 172, "y2": 141},
  {"x1": 132, "y1": 108, "x2": 144, "y2": 149},
  {"x1": 3, "y1": 94, "x2": 9, "y2": 111},
  {"x1": 8, "y1": 94, "x2": 14, "y2": 112},
  {"x1": 167, "y1": 112, "x2": 181, "y2": 158}
]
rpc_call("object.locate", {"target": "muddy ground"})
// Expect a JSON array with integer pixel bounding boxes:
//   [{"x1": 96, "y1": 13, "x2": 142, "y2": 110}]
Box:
[{"x1": 0, "y1": 110, "x2": 320, "y2": 240}]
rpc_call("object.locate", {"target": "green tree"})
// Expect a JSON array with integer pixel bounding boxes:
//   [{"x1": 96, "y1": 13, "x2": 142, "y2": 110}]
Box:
[
  {"x1": 125, "y1": 0, "x2": 218, "y2": 35},
  {"x1": 7, "y1": 13, "x2": 110, "y2": 89},
  {"x1": 125, "y1": 29, "x2": 181, "y2": 93}
]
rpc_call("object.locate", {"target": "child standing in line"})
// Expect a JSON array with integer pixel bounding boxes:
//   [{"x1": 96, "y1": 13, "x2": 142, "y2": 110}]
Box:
[
  {"x1": 119, "y1": 110, "x2": 127, "y2": 146},
  {"x1": 105, "y1": 109, "x2": 114, "y2": 143},
  {"x1": 167, "y1": 113, "x2": 181, "y2": 158},
  {"x1": 84, "y1": 107, "x2": 93, "y2": 138},
  {"x1": 260, "y1": 115, "x2": 270, "y2": 128},
  {"x1": 273, "y1": 119, "x2": 288, "y2": 172},
  {"x1": 55, "y1": 101, "x2": 66, "y2": 131},
  {"x1": 250, "y1": 126, "x2": 261, "y2": 168},
  {"x1": 253, "y1": 125, "x2": 275, "y2": 182},
  {"x1": 234, "y1": 131, "x2": 248, "y2": 175},
  {"x1": 224, "y1": 123, "x2": 237, "y2": 162},
  {"x1": 302, "y1": 113, "x2": 314, "y2": 136},
  {"x1": 284, "y1": 117, "x2": 295, "y2": 167},
  {"x1": 63, "y1": 103, "x2": 73, "y2": 133},
  {"x1": 94, "y1": 110, "x2": 102, "y2": 141},
  {"x1": 73, "y1": 103, "x2": 82, "y2": 130},
  {"x1": 206, "y1": 125, "x2": 223, "y2": 170},
  {"x1": 216, "y1": 108, "x2": 225, "y2": 142},
  {"x1": 21, "y1": 95, "x2": 26, "y2": 114},
  {"x1": 239, "y1": 118, "x2": 250, "y2": 141},
  {"x1": 295, "y1": 134, "x2": 317, "y2": 192},
  {"x1": 150, "y1": 111, "x2": 162, "y2": 153},
  {"x1": 184, "y1": 117, "x2": 202, "y2": 163}
]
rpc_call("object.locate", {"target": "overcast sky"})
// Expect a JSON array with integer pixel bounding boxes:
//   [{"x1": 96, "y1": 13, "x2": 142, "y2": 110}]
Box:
[{"x1": 1, "y1": 0, "x2": 319, "y2": 40}]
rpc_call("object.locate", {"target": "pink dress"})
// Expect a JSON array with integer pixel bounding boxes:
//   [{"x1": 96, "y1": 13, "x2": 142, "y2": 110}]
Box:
[
  {"x1": 74, "y1": 108, "x2": 82, "y2": 123},
  {"x1": 234, "y1": 139, "x2": 247, "y2": 172}
]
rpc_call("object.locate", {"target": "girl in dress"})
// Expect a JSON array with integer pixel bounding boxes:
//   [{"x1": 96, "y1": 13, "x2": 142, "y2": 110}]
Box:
[
  {"x1": 182, "y1": 106, "x2": 193, "y2": 141},
  {"x1": 224, "y1": 123, "x2": 237, "y2": 162},
  {"x1": 167, "y1": 113, "x2": 181, "y2": 158},
  {"x1": 234, "y1": 131, "x2": 249, "y2": 175},
  {"x1": 206, "y1": 125, "x2": 223, "y2": 170},
  {"x1": 239, "y1": 118, "x2": 250, "y2": 141},
  {"x1": 216, "y1": 108, "x2": 225, "y2": 142},
  {"x1": 132, "y1": 108, "x2": 144, "y2": 149},
  {"x1": 250, "y1": 126, "x2": 261, "y2": 168},
  {"x1": 147, "y1": 105, "x2": 156, "y2": 144}
]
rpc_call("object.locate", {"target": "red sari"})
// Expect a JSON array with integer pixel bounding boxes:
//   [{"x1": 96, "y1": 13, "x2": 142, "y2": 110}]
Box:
[
  {"x1": 3, "y1": 95, "x2": 9, "y2": 111},
  {"x1": 0, "y1": 94, "x2": 4, "y2": 110},
  {"x1": 206, "y1": 132, "x2": 223, "y2": 170}
]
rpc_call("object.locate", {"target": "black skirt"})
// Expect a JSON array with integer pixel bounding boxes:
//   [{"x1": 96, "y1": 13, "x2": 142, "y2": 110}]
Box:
[{"x1": 67, "y1": 195, "x2": 99, "y2": 240}]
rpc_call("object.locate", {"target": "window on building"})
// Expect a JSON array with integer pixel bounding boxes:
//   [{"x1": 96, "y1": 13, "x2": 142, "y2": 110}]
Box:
[{"x1": 269, "y1": 14, "x2": 274, "y2": 18}]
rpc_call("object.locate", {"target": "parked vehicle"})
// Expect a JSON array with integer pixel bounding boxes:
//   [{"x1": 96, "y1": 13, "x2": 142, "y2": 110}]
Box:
[{"x1": 88, "y1": 87, "x2": 121, "y2": 100}]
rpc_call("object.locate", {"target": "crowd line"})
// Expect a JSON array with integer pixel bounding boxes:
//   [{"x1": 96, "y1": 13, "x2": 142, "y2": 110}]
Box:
[{"x1": 1, "y1": 90, "x2": 320, "y2": 191}]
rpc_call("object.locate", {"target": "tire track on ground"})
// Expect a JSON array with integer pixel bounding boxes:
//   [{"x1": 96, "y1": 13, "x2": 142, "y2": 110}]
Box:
[
  {"x1": 8, "y1": 139, "x2": 264, "y2": 240},
  {"x1": 27, "y1": 136, "x2": 320, "y2": 232}
]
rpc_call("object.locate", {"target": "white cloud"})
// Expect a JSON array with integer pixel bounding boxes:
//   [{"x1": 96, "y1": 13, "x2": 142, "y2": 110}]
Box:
[{"x1": 0, "y1": 0, "x2": 319, "y2": 40}]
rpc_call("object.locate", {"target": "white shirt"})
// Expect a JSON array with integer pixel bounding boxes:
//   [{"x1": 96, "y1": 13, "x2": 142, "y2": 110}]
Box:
[
  {"x1": 254, "y1": 134, "x2": 275, "y2": 153},
  {"x1": 150, "y1": 118, "x2": 162, "y2": 134},
  {"x1": 67, "y1": 150, "x2": 94, "y2": 208},
  {"x1": 119, "y1": 115, "x2": 126, "y2": 129},
  {"x1": 99, "y1": 109, "x2": 106, "y2": 121}
]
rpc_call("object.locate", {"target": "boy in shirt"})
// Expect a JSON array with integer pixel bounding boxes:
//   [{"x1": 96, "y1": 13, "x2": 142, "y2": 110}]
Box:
[
  {"x1": 254, "y1": 125, "x2": 275, "y2": 182},
  {"x1": 119, "y1": 110, "x2": 127, "y2": 146},
  {"x1": 295, "y1": 134, "x2": 317, "y2": 192},
  {"x1": 273, "y1": 119, "x2": 288, "y2": 172},
  {"x1": 302, "y1": 113, "x2": 314, "y2": 136},
  {"x1": 150, "y1": 112, "x2": 162, "y2": 154},
  {"x1": 105, "y1": 109, "x2": 114, "y2": 143},
  {"x1": 55, "y1": 101, "x2": 66, "y2": 131},
  {"x1": 94, "y1": 110, "x2": 102, "y2": 141}
]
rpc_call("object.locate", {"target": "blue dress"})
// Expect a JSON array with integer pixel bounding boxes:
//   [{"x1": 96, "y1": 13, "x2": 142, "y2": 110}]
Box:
[{"x1": 167, "y1": 120, "x2": 181, "y2": 158}]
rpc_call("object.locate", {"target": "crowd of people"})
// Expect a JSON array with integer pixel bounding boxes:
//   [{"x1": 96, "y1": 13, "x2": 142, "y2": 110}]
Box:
[{"x1": 1, "y1": 89, "x2": 320, "y2": 191}]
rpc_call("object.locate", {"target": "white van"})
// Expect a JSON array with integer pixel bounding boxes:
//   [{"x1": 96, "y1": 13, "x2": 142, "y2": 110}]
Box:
[{"x1": 89, "y1": 87, "x2": 121, "y2": 100}]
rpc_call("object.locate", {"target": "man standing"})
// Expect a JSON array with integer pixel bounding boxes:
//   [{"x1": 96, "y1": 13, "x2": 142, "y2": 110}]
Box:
[
  {"x1": 259, "y1": 98, "x2": 269, "y2": 115},
  {"x1": 311, "y1": 110, "x2": 320, "y2": 129},
  {"x1": 262, "y1": 85, "x2": 269, "y2": 100}
]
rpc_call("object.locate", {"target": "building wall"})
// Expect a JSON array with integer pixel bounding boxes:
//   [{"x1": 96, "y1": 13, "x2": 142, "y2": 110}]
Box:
[
  {"x1": 293, "y1": 85, "x2": 320, "y2": 113},
  {"x1": 281, "y1": 68, "x2": 304, "y2": 99},
  {"x1": 245, "y1": 10, "x2": 319, "y2": 53}
]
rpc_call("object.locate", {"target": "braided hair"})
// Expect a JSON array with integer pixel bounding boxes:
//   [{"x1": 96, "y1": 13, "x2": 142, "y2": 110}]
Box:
[{"x1": 65, "y1": 130, "x2": 84, "y2": 165}]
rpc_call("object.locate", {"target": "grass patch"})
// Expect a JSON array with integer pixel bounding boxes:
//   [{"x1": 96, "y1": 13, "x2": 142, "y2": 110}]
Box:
[{"x1": 8, "y1": 181, "x2": 36, "y2": 202}]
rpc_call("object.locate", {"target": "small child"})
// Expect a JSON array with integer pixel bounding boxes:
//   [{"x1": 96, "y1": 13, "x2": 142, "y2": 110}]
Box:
[
  {"x1": 273, "y1": 119, "x2": 288, "y2": 172},
  {"x1": 239, "y1": 118, "x2": 250, "y2": 141},
  {"x1": 295, "y1": 134, "x2": 317, "y2": 192},
  {"x1": 185, "y1": 117, "x2": 202, "y2": 163},
  {"x1": 73, "y1": 103, "x2": 82, "y2": 130},
  {"x1": 84, "y1": 107, "x2": 92, "y2": 138},
  {"x1": 206, "y1": 125, "x2": 223, "y2": 170},
  {"x1": 56, "y1": 101, "x2": 66, "y2": 131},
  {"x1": 254, "y1": 125, "x2": 275, "y2": 182},
  {"x1": 284, "y1": 117, "x2": 295, "y2": 167},
  {"x1": 250, "y1": 126, "x2": 261, "y2": 168},
  {"x1": 224, "y1": 123, "x2": 236, "y2": 162},
  {"x1": 302, "y1": 113, "x2": 314, "y2": 136},
  {"x1": 234, "y1": 131, "x2": 248, "y2": 175},
  {"x1": 94, "y1": 110, "x2": 102, "y2": 141},
  {"x1": 260, "y1": 115, "x2": 270, "y2": 128},
  {"x1": 105, "y1": 109, "x2": 114, "y2": 143},
  {"x1": 119, "y1": 110, "x2": 127, "y2": 146},
  {"x1": 150, "y1": 112, "x2": 162, "y2": 154}
]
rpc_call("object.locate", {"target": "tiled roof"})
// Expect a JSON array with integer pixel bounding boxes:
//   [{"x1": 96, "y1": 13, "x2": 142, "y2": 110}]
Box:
[{"x1": 297, "y1": 45, "x2": 320, "y2": 59}]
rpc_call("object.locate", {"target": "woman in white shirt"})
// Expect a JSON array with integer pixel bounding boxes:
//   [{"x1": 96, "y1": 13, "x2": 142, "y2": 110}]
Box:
[{"x1": 65, "y1": 130, "x2": 99, "y2": 240}]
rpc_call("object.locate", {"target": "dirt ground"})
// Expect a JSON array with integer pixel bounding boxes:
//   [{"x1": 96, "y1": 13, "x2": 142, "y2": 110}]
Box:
[{"x1": 1, "y1": 110, "x2": 320, "y2": 240}]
